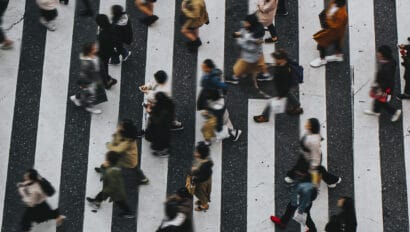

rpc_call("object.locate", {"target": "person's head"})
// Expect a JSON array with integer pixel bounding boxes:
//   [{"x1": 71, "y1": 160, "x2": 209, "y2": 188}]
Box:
[
  {"x1": 24, "y1": 169, "x2": 39, "y2": 182},
  {"x1": 194, "y1": 142, "x2": 210, "y2": 159},
  {"x1": 118, "y1": 119, "x2": 137, "y2": 140},
  {"x1": 154, "y1": 70, "x2": 168, "y2": 84},
  {"x1": 82, "y1": 42, "x2": 97, "y2": 56},
  {"x1": 202, "y1": 59, "x2": 216, "y2": 73},
  {"x1": 111, "y1": 5, "x2": 124, "y2": 20},
  {"x1": 337, "y1": 196, "x2": 357, "y2": 224},
  {"x1": 272, "y1": 49, "x2": 288, "y2": 65},
  {"x1": 334, "y1": 0, "x2": 346, "y2": 7},
  {"x1": 377, "y1": 45, "x2": 393, "y2": 61},
  {"x1": 96, "y1": 14, "x2": 111, "y2": 29},
  {"x1": 106, "y1": 151, "x2": 120, "y2": 166},
  {"x1": 305, "y1": 118, "x2": 320, "y2": 134},
  {"x1": 154, "y1": 92, "x2": 170, "y2": 106},
  {"x1": 243, "y1": 14, "x2": 259, "y2": 28},
  {"x1": 165, "y1": 200, "x2": 179, "y2": 220}
]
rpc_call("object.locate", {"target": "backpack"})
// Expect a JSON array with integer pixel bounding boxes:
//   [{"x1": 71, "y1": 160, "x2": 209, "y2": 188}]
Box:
[
  {"x1": 39, "y1": 178, "x2": 56, "y2": 197},
  {"x1": 288, "y1": 60, "x2": 304, "y2": 86}
]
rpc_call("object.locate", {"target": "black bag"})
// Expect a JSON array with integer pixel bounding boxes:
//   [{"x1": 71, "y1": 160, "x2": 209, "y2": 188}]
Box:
[
  {"x1": 319, "y1": 9, "x2": 328, "y2": 29},
  {"x1": 39, "y1": 178, "x2": 56, "y2": 197},
  {"x1": 288, "y1": 60, "x2": 304, "y2": 86}
]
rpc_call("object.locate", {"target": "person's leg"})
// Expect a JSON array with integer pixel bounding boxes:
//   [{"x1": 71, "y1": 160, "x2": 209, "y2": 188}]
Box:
[
  {"x1": 318, "y1": 45, "x2": 326, "y2": 59},
  {"x1": 267, "y1": 23, "x2": 277, "y2": 38},
  {"x1": 223, "y1": 109, "x2": 234, "y2": 130},
  {"x1": 116, "y1": 200, "x2": 132, "y2": 214},
  {"x1": 110, "y1": 48, "x2": 121, "y2": 64},
  {"x1": 0, "y1": 0, "x2": 9, "y2": 17},
  {"x1": 135, "y1": 166, "x2": 148, "y2": 182},
  {"x1": 381, "y1": 102, "x2": 397, "y2": 115},
  {"x1": 305, "y1": 206, "x2": 317, "y2": 232},
  {"x1": 373, "y1": 100, "x2": 381, "y2": 113},
  {"x1": 262, "y1": 103, "x2": 271, "y2": 119},
  {"x1": 280, "y1": 202, "x2": 297, "y2": 226},
  {"x1": 277, "y1": 0, "x2": 288, "y2": 15},
  {"x1": 211, "y1": 108, "x2": 224, "y2": 132},
  {"x1": 0, "y1": 27, "x2": 5, "y2": 44},
  {"x1": 318, "y1": 166, "x2": 339, "y2": 185},
  {"x1": 286, "y1": 91, "x2": 301, "y2": 108},
  {"x1": 21, "y1": 207, "x2": 33, "y2": 232},
  {"x1": 404, "y1": 73, "x2": 410, "y2": 95}
]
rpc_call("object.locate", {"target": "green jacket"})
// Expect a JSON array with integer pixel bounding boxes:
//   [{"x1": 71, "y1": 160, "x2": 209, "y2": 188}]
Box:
[{"x1": 102, "y1": 166, "x2": 127, "y2": 202}]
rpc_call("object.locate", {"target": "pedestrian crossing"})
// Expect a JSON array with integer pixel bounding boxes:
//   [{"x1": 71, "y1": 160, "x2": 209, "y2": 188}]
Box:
[{"x1": 1, "y1": 0, "x2": 410, "y2": 231}]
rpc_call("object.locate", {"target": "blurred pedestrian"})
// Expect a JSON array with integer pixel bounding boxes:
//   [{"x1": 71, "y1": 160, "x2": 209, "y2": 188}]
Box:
[
  {"x1": 135, "y1": 0, "x2": 158, "y2": 26},
  {"x1": 145, "y1": 92, "x2": 175, "y2": 157},
  {"x1": 156, "y1": 200, "x2": 189, "y2": 232},
  {"x1": 0, "y1": 0, "x2": 13, "y2": 49},
  {"x1": 226, "y1": 14, "x2": 272, "y2": 86},
  {"x1": 96, "y1": 14, "x2": 119, "y2": 89},
  {"x1": 36, "y1": 0, "x2": 58, "y2": 31},
  {"x1": 164, "y1": 187, "x2": 193, "y2": 230},
  {"x1": 18, "y1": 169, "x2": 66, "y2": 232},
  {"x1": 310, "y1": 0, "x2": 348, "y2": 68},
  {"x1": 325, "y1": 197, "x2": 357, "y2": 232},
  {"x1": 87, "y1": 151, "x2": 135, "y2": 218},
  {"x1": 397, "y1": 41, "x2": 410, "y2": 100},
  {"x1": 365, "y1": 45, "x2": 402, "y2": 122},
  {"x1": 256, "y1": 0, "x2": 278, "y2": 43},
  {"x1": 110, "y1": 5, "x2": 132, "y2": 65},
  {"x1": 180, "y1": 0, "x2": 209, "y2": 49}
]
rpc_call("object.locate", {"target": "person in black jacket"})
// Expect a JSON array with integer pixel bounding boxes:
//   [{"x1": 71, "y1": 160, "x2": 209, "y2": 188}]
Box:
[
  {"x1": 110, "y1": 5, "x2": 132, "y2": 64},
  {"x1": 96, "y1": 14, "x2": 118, "y2": 89},
  {"x1": 253, "y1": 49, "x2": 303, "y2": 123},
  {"x1": 364, "y1": 45, "x2": 402, "y2": 122},
  {"x1": 191, "y1": 142, "x2": 213, "y2": 212},
  {"x1": 325, "y1": 197, "x2": 357, "y2": 232},
  {"x1": 145, "y1": 92, "x2": 174, "y2": 157}
]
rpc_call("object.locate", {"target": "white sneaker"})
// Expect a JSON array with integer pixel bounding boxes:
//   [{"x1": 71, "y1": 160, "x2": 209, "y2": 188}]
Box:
[
  {"x1": 364, "y1": 110, "x2": 381, "y2": 116},
  {"x1": 310, "y1": 58, "x2": 327, "y2": 68},
  {"x1": 391, "y1": 109, "x2": 402, "y2": 122},
  {"x1": 328, "y1": 177, "x2": 342, "y2": 188},
  {"x1": 284, "y1": 176, "x2": 294, "y2": 184},
  {"x1": 86, "y1": 107, "x2": 102, "y2": 114},
  {"x1": 325, "y1": 54, "x2": 344, "y2": 62},
  {"x1": 70, "y1": 95, "x2": 82, "y2": 106}
]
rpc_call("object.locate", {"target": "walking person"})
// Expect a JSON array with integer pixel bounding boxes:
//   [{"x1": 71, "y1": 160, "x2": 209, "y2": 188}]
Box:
[
  {"x1": 87, "y1": 151, "x2": 134, "y2": 218},
  {"x1": 110, "y1": 5, "x2": 132, "y2": 65},
  {"x1": 0, "y1": 0, "x2": 13, "y2": 49},
  {"x1": 253, "y1": 49, "x2": 303, "y2": 122},
  {"x1": 397, "y1": 42, "x2": 410, "y2": 100},
  {"x1": 189, "y1": 142, "x2": 213, "y2": 212},
  {"x1": 310, "y1": 0, "x2": 348, "y2": 68},
  {"x1": 135, "y1": 0, "x2": 158, "y2": 26},
  {"x1": 145, "y1": 92, "x2": 175, "y2": 157},
  {"x1": 18, "y1": 169, "x2": 66, "y2": 232},
  {"x1": 95, "y1": 119, "x2": 149, "y2": 185},
  {"x1": 256, "y1": 0, "x2": 278, "y2": 43},
  {"x1": 96, "y1": 14, "x2": 118, "y2": 89},
  {"x1": 270, "y1": 164, "x2": 317, "y2": 232},
  {"x1": 180, "y1": 0, "x2": 209, "y2": 49},
  {"x1": 226, "y1": 14, "x2": 272, "y2": 86},
  {"x1": 325, "y1": 197, "x2": 357, "y2": 232},
  {"x1": 70, "y1": 42, "x2": 106, "y2": 114},
  {"x1": 36, "y1": 0, "x2": 59, "y2": 31},
  {"x1": 284, "y1": 118, "x2": 341, "y2": 188},
  {"x1": 156, "y1": 200, "x2": 190, "y2": 232},
  {"x1": 365, "y1": 45, "x2": 402, "y2": 122}
]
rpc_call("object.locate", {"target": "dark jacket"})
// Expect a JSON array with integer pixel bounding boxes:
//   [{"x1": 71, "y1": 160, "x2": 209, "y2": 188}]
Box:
[
  {"x1": 102, "y1": 166, "x2": 127, "y2": 202},
  {"x1": 274, "y1": 63, "x2": 292, "y2": 97},
  {"x1": 79, "y1": 55, "x2": 101, "y2": 83},
  {"x1": 112, "y1": 13, "x2": 133, "y2": 45},
  {"x1": 375, "y1": 59, "x2": 396, "y2": 92},
  {"x1": 192, "y1": 160, "x2": 213, "y2": 183},
  {"x1": 97, "y1": 26, "x2": 120, "y2": 59},
  {"x1": 200, "y1": 68, "x2": 228, "y2": 92}
]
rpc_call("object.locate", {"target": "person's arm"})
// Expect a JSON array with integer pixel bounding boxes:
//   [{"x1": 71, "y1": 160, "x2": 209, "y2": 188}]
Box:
[{"x1": 210, "y1": 77, "x2": 228, "y2": 90}]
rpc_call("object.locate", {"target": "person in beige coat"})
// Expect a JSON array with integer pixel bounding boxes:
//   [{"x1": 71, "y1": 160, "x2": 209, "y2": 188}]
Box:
[
  {"x1": 256, "y1": 0, "x2": 278, "y2": 43},
  {"x1": 181, "y1": 0, "x2": 209, "y2": 49},
  {"x1": 96, "y1": 119, "x2": 149, "y2": 185}
]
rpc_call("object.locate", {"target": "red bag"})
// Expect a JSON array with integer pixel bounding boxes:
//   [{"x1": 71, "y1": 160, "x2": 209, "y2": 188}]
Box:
[{"x1": 369, "y1": 87, "x2": 391, "y2": 103}]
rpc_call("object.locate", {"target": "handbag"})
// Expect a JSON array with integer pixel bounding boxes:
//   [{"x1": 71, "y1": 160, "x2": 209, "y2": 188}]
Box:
[
  {"x1": 369, "y1": 85, "x2": 391, "y2": 103},
  {"x1": 185, "y1": 175, "x2": 196, "y2": 195},
  {"x1": 269, "y1": 97, "x2": 287, "y2": 114},
  {"x1": 293, "y1": 211, "x2": 307, "y2": 226},
  {"x1": 319, "y1": 9, "x2": 328, "y2": 29}
]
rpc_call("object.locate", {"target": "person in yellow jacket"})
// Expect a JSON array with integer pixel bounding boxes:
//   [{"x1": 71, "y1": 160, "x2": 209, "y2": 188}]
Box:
[
  {"x1": 310, "y1": 0, "x2": 348, "y2": 68},
  {"x1": 181, "y1": 0, "x2": 209, "y2": 49},
  {"x1": 96, "y1": 119, "x2": 149, "y2": 185}
]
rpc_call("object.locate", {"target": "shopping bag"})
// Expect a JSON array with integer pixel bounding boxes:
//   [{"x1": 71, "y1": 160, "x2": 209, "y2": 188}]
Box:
[
  {"x1": 269, "y1": 97, "x2": 287, "y2": 114},
  {"x1": 293, "y1": 211, "x2": 307, "y2": 226},
  {"x1": 185, "y1": 175, "x2": 196, "y2": 195}
]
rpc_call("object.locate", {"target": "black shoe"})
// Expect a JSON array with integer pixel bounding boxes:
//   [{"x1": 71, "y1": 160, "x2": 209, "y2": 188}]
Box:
[
  {"x1": 397, "y1": 93, "x2": 410, "y2": 100},
  {"x1": 105, "y1": 78, "x2": 117, "y2": 89},
  {"x1": 170, "y1": 121, "x2": 184, "y2": 131},
  {"x1": 137, "y1": 130, "x2": 145, "y2": 139},
  {"x1": 265, "y1": 38, "x2": 278, "y2": 43},
  {"x1": 137, "y1": 178, "x2": 149, "y2": 185},
  {"x1": 94, "y1": 167, "x2": 102, "y2": 173},
  {"x1": 153, "y1": 149, "x2": 169, "y2": 158},
  {"x1": 140, "y1": 15, "x2": 159, "y2": 26},
  {"x1": 277, "y1": 10, "x2": 289, "y2": 16},
  {"x1": 119, "y1": 212, "x2": 135, "y2": 219},
  {"x1": 86, "y1": 197, "x2": 101, "y2": 209},
  {"x1": 80, "y1": 9, "x2": 93, "y2": 17}
]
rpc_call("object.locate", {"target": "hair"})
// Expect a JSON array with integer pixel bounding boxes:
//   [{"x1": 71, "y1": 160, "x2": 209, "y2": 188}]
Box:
[
  {"x1": 377, "y1": 45, "x2": 394, "y2": 60},
  {"x1": 119, "y1": 119, "x2": 137, "y2": 140},
  {"x1": 165, "y1": 200, "x2": 179, "y2": 220},
  {"x1": 272, "y1": 48, "x2": 288, "y2": 60},
  {"x1": 82, "y1": 42, "x2": 95, "y2": 56},
  {"x1": 106, "y1": 151, "x2": 120, "y2": 166},
  {"x1": 307, "y1": 118, "x2": 321, "y2": 134},
  {"x1": 340, "y1": 196, "x2": 358, "y2": 226},
  {"x1": 244, "y1": 14, "x2": 265, "y2": 38},
  {"x1": 96, "y1": 14, "x2": 111, "y2": 29},
  {"x1": 154, "y1": 70, "x2": 168, "y2": 84},
  {"x1": 203, "y1": 59, "x2": 216, "y2": 69},
  {"x1": 111, "y1": 5, "x2": 124, "y2": 22},
  {"x1": 152, "y1": 92, "x2": 174, "y2": 117},
  {"x1": 196, "y1": 141, "x2": 210, "y2": 159},
  {"x1": 334, "y1": 0, "x2": 346, "y2": 7},
  {"x1": 26, "y1": 169, "x2": 39, "y2": 181}
]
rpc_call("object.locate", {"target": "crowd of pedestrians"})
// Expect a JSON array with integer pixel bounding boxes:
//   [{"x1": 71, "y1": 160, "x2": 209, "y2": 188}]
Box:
[{"x1": 5, "y1": 0, "x2": 410, "y2": 231}]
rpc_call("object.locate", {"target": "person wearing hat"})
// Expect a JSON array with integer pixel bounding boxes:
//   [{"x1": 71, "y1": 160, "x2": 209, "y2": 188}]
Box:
[
  {"x1": 190, "y1": 142, "x2": 213, "y2": 211},
  {"x1": 310, "y1": 0, "x2": 348, "y2": 68},
  {"x1": 180, "y1": 0, "x2": 209, "y2": 49},
  {"x1": 225, "y1": 14, "x2": 272, "y2": 85}
]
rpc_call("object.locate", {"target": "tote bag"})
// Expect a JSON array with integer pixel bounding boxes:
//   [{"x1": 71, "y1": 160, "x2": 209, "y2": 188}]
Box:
[{"x1": 269, "y1": 97, "x2": 287, "y2": 114}]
